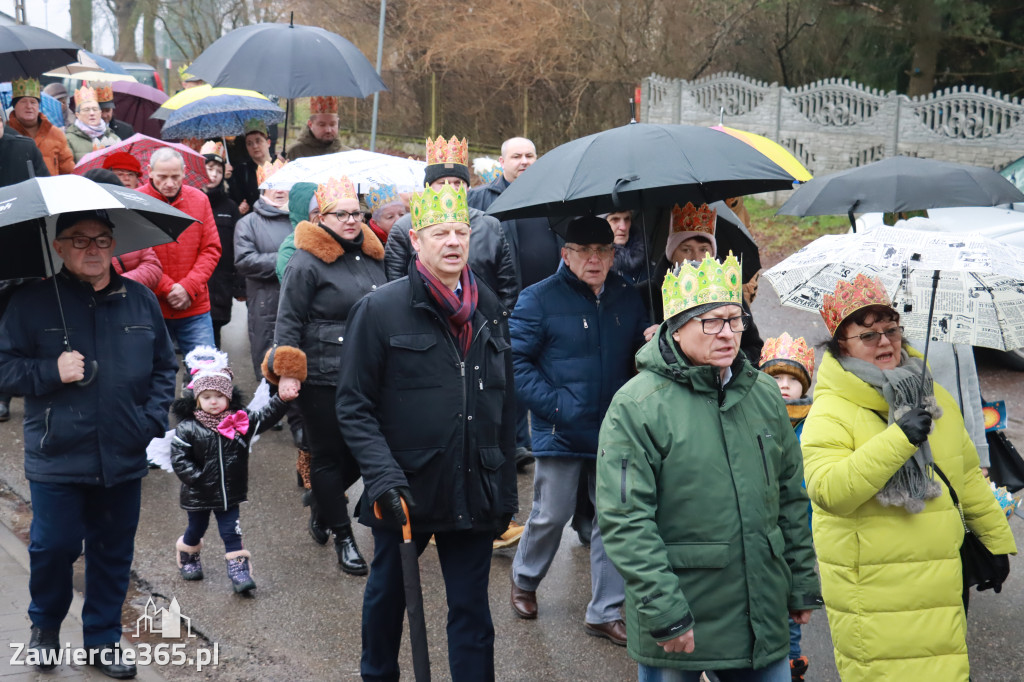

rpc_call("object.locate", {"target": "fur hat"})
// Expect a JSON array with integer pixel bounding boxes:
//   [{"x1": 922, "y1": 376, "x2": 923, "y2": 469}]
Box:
[{"x1": 185, "y1": 346, "x2": 233, "y2": 398}]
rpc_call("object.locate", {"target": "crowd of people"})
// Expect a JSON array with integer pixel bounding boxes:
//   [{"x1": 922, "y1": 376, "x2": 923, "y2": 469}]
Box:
[{"x1": 0, "y1": 70, "x2": 1017, "y2": 682}]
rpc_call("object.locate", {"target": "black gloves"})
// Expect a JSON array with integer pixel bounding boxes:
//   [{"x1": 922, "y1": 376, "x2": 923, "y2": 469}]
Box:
[
  {"x1": 375, "y1": 487, "x2": 414, "y2": 527},
  {"x1": 897, "y1": 407, "x2": 933, "y2": 445}
]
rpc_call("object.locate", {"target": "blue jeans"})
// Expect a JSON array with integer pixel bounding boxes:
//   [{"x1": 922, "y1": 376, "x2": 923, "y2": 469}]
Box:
[
  {"x1": 789, "y1": 616, "x2": 802, "y2": 659},
  {"x1": 639, "y1": 657, "x2": 790, "y2": 682},
  {"x1": 164, "y1": 312, "x2": 215, "y2": 358},
  {"x1": 28, "y1": 479, "x2": 142, "y2": 647}
]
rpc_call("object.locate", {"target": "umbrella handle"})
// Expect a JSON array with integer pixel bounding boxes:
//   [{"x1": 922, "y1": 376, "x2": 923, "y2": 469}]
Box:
[
  {"x1": 76, "y1": 360, "x2": 99, "y2": 387},
  {"x1": 372, "y1": 497, "x2": 414, "y2": 542}
]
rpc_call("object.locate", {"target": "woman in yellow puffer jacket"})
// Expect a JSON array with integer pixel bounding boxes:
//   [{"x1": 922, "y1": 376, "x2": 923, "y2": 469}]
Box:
[{"x1": 800, "y1": 274, "x2": 1016, "y2": 682}]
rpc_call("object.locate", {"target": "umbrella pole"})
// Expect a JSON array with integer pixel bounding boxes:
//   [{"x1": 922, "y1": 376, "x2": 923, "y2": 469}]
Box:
[
  {"x1": 281, "y1": 99, "x2": 290, "y2": 158},
  {"x1": 640, "y1": 208, "x2": 655, "y2": 322},
  {"x1": 918, "y1": 269, "x2": 940, "y2": 405}
]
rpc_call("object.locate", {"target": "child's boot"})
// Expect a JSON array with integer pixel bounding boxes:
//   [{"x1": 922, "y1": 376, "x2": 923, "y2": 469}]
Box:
[
  {"x1": 176, "y1": 536, "x2": 203, "y2": 580},
  {"x1": 225, "y1": 549, "x2": 256, "y2": 593},
  {"x1": 790, "y1": 656, "x2": 808, "y2": 682}
]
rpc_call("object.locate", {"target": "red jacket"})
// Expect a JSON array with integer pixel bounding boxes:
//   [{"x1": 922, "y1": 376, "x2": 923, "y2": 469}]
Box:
[
  {"x1": 138, "y1": 182, "x2": 222, "y2": 319},
  {"x1": 112, "y1": 248, "x2": 162, "y2": 291}
]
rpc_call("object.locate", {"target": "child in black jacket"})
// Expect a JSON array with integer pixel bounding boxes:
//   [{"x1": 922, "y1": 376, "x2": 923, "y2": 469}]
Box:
[{"x1": 171, "y1": 346, "x2": 292, "y2": 593}]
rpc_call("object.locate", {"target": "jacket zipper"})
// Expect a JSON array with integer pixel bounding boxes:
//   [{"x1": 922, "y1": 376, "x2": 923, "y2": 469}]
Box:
[
  {"x1": 40, "y1": 407, "x2": 52, "y2": 449},
  {"x1": 218, "y1": 437, "x2": 228, "y2": 511},
  {"x1": 757, "y1": 436, "x2": 769, "y2": 482},
  {"x1": 620, "y1": 458, "x2": 628, "y2": 503}
]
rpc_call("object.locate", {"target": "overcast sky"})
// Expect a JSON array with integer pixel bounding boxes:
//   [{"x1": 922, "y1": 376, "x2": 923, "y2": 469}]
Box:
[{"x1": 8, "y1": 0, "x2": 115, "y2": 54}]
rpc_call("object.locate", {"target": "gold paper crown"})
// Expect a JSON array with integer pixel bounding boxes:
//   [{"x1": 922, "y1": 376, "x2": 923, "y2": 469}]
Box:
[
  {"x1": 256, "y1": 158, "x2": 287, "y2": 186},
  {"x1": 200, "y1": 140, "x2": 224, "y2": 159},
  {"x1": 821, "y1": 274, "x2": 892, "y2": 336},
  {"x1": 315, "y1": 176, "x2": 358, "y2": 214},
  {"x1": 662, "y1": 252, "x2": 742, "y2": 321},
  {"x1": 74, "y1": 84, "x2": 97, "y2": 108},
  {"x1": 366, "y1": 184, "x2": 402, "y2": 213},
  {"x1": 11, "y1": 77, "x2": 40, "y2": 100},
  {"x1": 178, "y1": 63, "x2": 200, "y2": 82},
  {"x1": 670, "y1": 202, "x2": 716, "y2": 236},
  {"x1": 243, "y1": 118, "x2": 268, "y2": 136},
  {"x1": 94, "y1": 83, "x2": 114, "y2": 103},
  {"x1": 309, "y1": 96, "x2": 339, "y2": 115},
  {"x1": 409, "y1": 181, "x2": 470, "y2": 231},
  {"x1": 759, "y1": 332, "x2": 815, "y2": 385},
  {"x1": 425, "y1": 135, "x2": 468, "y2": 166}
]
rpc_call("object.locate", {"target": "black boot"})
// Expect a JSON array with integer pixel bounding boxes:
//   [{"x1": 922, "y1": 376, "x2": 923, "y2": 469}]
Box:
[
  {"x1": 87, "y1": 642, "x2": 137, "y2": 679},
  {"x1": 304, "y1": 490, "x2": 329, "y2": 545},
  {"x1": 334, "y1": 526, "x2": 367, "y2": 576},
  {"x1": 28, "y1": 626, "x2": 59, "y2": 671}
]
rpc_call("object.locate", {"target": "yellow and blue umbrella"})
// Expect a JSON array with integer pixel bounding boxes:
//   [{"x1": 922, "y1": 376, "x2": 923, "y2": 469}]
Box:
[
  {"x1": 710, "y1": 125, "x2": 813, "y2": 183},
  {"x1": 159, "y1": 91, "x2": 285, "y2": 140}
]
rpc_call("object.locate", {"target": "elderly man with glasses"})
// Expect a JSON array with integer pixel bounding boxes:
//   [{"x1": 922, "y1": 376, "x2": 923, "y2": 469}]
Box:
[{"x1": 508, "y1": 215, "x2": 649, "y2": 646}]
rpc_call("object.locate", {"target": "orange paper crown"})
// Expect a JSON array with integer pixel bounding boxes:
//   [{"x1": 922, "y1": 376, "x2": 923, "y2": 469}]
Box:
[
  {"x1": 425, "y1": 135, "x2": 468, "y2": 166},
  {"x1": 821, "y1": 274, "x2": 892, "y2": 336},
  {"x1": 760, "y1": 332, "x2": 815, "y2": 392},
  {"x1": 74, "y1": 84, "x2": 98, "y2": 108},
  {"x1": 94, "y1": 83, "x2": 114, "y2": 103},
  {"x1": 309, "y1": 96, "x2": 339, "y2": 115},
  {"x1": 200, "y1": 140, "x2": 224, "y2": 158},
  {"x1": 670, "y1": 202, "x2": 716, "y2": 236},
  {"x1": 315, "y1": 176, "x2": 358, "y2": 214},
  {"x1": 256, "y1": 158, "x2": 287, "y2": 186}
]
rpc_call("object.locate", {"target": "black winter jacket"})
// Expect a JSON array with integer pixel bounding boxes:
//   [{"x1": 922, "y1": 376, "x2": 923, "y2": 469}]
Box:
[
  {"x1": 170, "y1": 388, "x2": 288, "y2": 511},
  {"x1": 266, "y1": 221, "x2": 387, "y2": 387},
  {"x1": 383, "y1": 207, "x2": 519, "y2": 310},
  {"x1": 204, "y1": 182, "x2": 242, "y2": 323},
  {"x1": 336, "y1": 262, "x2": 518, "y2": 534},
  {"x1": 0, "y1": 127, "x2": 49, "y2": 187}
]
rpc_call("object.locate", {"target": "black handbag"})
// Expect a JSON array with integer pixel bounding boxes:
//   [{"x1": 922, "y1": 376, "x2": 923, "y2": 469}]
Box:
[
  {"x1": 986, "y1": 429, "x2": 1024, "y2": 493},
  {"x1": 933, "y1": 464, "x2": 1010, "y2": 593}
]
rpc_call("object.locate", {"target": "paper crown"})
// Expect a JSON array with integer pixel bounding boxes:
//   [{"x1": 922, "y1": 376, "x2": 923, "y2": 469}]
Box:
[
  {"x1": 74, "y1": 84, "x2": 97, "y2": 108},
  {"x1": 426, "y1": 135, "x2": 468, "y2": 167},
  {"x1": 309, "y1": 96, "x2": 339, "y2": 115},
  {"x1": 243, "y1": 118, "x2": 268, "y2": 136},
  {"x1": 760, "y1": 332, "x2": 815, "y2": 390},
  {"x1": 662, "y1": 252, "x2": 742, "y2": 320},
  {"x1": 820, "y1": 273, "x2": 892, "y2": 336},
  {"x1": 200, "y1": 140, "x2": 223, "y2": 157},
  {"x1": 94, "y1": 83, "x2": 114, "y2": 103},
  {"x1": 366, "y1": 184, "x2": 402, "y2": 213},
  {"x1": 473, "y1": 157, "x2": 501, "y2": 183},
  {"x1": 11, "y1": 77, "x2": 40, "y2": 100},
  {"x1": 256, "y1": 158, "x2": 287, "y2": 186},
  {"x1": 315, "y1": 176, "x2": 358, "y2": 214},
  {"x1": 178, "y1": 63, "x2": 202, "y2": 82},
  {"x1": 410, "y1": 181, "x2": 470, "y2": 231},
  {"x1": 671, "y1": 202, "x2": 716, "y2": 236}
]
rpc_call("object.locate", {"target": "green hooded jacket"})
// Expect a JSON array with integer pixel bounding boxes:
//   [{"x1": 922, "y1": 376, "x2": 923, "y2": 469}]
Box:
[{"x1": 596, "y1": 326, "x2": 821, "y2": 671}]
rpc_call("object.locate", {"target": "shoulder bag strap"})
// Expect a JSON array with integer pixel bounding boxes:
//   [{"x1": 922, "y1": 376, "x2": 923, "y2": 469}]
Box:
[{"x1": 931, "y1": 463, "x2": 968, "y2": 532}]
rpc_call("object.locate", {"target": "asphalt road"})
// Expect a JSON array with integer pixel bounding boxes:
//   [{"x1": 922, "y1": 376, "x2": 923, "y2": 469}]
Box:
[{"x1": 0, "y1": 293, "x2": 1021, "y2": 681}]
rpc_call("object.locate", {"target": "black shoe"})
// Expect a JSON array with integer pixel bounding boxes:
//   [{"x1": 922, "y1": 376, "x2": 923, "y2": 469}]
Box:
[
  {"x1": 0, "y1": 401, "x2": 9, "y2": 422},
  {"x1": 87, "y1": 643, "x2": 137, "y2": 679},
  {"x1": 28, "y1": 626, "x2": 59, "y2": 671},
  {"x1": 334, "y1": 528, "x2": 368, "y2": 575},
  {"x1": 515, "y1": 446, "x2": 534, "y2": 471},
  {"x1": 291, "y1": 426, "x2": 305, "y2": 449},
  {"x1": 308, "y1": 507, "x2": 329, "y2": 546}
]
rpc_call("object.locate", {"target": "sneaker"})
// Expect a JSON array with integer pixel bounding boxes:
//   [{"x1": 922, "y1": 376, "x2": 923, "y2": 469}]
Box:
[
  {"x1": 791, "y1": 656, "x2": 809, "y2": 682},
  {"x1": 493, "y1": 520, "x2": 524, "y2": 550},
  {"x1": 28, "y1": 626, "x2": 59, "y2": 671}
]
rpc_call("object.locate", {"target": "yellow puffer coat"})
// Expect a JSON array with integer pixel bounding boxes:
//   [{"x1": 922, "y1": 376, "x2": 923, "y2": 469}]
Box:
[{"x1": 801, "y1": 349, "x2": 1016, "y2": 682}]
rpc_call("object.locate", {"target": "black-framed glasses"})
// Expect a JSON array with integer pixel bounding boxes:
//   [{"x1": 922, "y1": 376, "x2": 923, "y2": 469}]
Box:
[
  {"x1": 565, "y1": 244, "x2": 615, "y2": 258},
  {"x1": 694, "y1": 314, "x2": 750, "y2": 335},
  {"x1": 56, "y1": 235, "x2": 113, "y2": 249},
  {"x1": 843, "y1": 326, "x2": 903, "y2": 346},
  {"x1": 328, "y1": 210, "x2": 363, "y2": 222}
]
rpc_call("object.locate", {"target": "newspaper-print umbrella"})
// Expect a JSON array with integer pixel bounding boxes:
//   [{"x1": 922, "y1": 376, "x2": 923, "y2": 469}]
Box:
[
  {"x1": 259, "y1": 150, "x2": 427, "y2": 193},
  {"x1": 763, "y1": 225, "x2": 1024, "y2": 375},
  {"x1": 161, "y1": 92, "x2": 285, "y2": 141},
  {"x1": 73, "y1": 134, "x2": 209, "y2": 190}
]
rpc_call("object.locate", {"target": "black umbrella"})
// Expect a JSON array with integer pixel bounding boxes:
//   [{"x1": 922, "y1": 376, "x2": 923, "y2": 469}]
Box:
[
  {"x1": 0, "y1": 25, "x2": 82, "y2": 82},
  {"x1": 777, "y1": 156, "x2": 1024, "y2": 227}
]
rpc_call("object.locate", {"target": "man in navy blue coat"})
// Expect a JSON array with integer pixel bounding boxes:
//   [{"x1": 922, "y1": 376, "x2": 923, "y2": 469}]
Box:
[
  {"x1": 508, "y1": 215, "x2": 649, "y2": 646},
  {"x1": 0, "y1": 210, "x2": 177, "y2": 677}
]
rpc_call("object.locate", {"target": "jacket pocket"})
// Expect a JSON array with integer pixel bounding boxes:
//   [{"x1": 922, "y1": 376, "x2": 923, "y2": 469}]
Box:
[
  {"x1": 767, "y1": 526, "x2": 786, "y2": 559},
  {"x1": 387, "y1": 333, "x2": 442, "y2": 388},
  {"x1": 482, "y1": 335, "x2": 510, "y2": 389},
  {"x1": 314, "y1": 322, "x2": 347, "y2": 377},
  {"x1": 392, "y1": 447, "x2": 448, "y2": 522},
  {"x1": 475, "y1": 446, "x2": 505, "y2": 514},
  {"x1": 664, "y1": 542, "x2": 731, "y2": 569}
]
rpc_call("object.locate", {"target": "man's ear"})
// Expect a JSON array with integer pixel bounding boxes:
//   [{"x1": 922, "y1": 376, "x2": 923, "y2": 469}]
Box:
[{"x1": 409, "y1": 229, "x2": 420, "y2": 253}]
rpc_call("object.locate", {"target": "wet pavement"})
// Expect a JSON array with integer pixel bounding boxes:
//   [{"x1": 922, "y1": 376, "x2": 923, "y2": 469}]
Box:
[{"x1": 0, "y1": 296, "x2": 1021, "y2": 681}]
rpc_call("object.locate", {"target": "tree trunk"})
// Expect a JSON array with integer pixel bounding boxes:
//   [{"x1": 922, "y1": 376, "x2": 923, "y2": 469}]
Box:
[
  {"x1": 70, "y1": 0, "x2": 92, "y2": 51},
  {"x1": 906, "y1": 0, "x2": 940, "y2": 96},
  {"x1": 113, "y1": 0, "x2": 140, "y2": 61},
  {"x1": 142, "y1": 0, "x2": 158, "y2": 65}
]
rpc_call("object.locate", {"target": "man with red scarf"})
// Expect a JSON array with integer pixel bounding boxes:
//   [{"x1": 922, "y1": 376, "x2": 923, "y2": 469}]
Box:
[{"x1": 337, "y1": 181, "x2": 516, "y2": 682}]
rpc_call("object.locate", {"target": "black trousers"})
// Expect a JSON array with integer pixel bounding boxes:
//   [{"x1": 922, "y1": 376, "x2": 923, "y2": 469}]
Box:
[{"x1": 296, "y1": 383, "x2": 360, "y2": 530}]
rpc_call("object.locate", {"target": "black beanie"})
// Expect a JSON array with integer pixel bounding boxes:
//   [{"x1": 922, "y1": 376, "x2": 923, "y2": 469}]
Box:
[
  {"x1": 424, "y1": 162, "x2": 470, "y2": 186},
  {"x1": 564, "y1": 215, "x2": 613, "y2": 245}
]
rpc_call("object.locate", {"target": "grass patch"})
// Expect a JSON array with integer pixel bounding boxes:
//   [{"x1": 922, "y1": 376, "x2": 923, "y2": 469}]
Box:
[{"x1": 744, "y1": 197, "x2": 850, "y2": 268}]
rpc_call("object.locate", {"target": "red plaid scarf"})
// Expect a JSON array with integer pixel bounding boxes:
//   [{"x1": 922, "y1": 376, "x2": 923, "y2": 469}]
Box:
[{"x1": 415, "y1": 259, "x2": 478, "y2": 357}]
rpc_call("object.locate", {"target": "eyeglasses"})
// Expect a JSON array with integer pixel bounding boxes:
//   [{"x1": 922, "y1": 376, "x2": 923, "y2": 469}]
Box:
[
  {"x1": 843, "y1": 326, "x2": 903, "y2": 346},
  {"x1": 77, "y1": 106, "x2": 101, "y2": 114},
  {"x1": 57, "y1": 235, "x2": 113, "y2": 249},
  {"x1": 565, "y1": 244, "x2": 615, "y2": 258},
  {"x1": 327, "y1": 210, "x2": 363, "y2": 222},
  {"x1": 694, "y1": 314, "x2": 750, "y2": 335}
]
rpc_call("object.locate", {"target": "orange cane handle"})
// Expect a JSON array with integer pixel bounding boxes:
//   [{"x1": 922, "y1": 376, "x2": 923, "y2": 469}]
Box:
[{"x1": 401, "y1": 498, "x2": 412, "y2": 542}]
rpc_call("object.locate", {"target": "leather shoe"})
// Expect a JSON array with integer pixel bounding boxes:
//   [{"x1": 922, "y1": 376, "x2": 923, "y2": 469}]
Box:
[
  {"x1": 0, "y1": 400, "x2": 9, "y2": 422},
  {"x1": 87, "y1": 643, "x2": 137, "y2": 679},
  {"x1": 308, "y1": 508, "x2": 329, "y2": 546},
  {"x1": 510, "y1": 579, "x2": 537, "y2": 619},
  {"x1": 28, "y1": 626, "x2": 59, "y2": 671},
  {"x1": 334, "y1": 529, "x2": 368, "y2": 576},
  {"x1": 585, "y1": 619, "x2": 627, "y2": 646}
]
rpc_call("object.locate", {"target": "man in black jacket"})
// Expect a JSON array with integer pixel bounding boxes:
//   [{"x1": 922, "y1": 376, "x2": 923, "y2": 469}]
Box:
[{"x1": 336, "y1": 181, "x2": 516, "y2": 682}]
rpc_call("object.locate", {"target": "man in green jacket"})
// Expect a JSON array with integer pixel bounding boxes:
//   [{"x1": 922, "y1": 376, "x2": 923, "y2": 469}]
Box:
[{"x1": 597, "y1": 253, "x2": 821, "y2": 681}]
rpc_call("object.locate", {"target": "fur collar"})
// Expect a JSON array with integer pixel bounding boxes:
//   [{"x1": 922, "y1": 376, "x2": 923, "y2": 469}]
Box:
[{"x1": 293, "y1": 220, "x2": 385, "y2": 264}]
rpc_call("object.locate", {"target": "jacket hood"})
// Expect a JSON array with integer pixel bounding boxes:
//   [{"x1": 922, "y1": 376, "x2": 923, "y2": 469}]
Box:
[
  {"x1": 171, "y1": 386, "x2": 245, "y2": 423},
  {"x1": 812, "y1": 345, "x2": 924, "y2": 414},
  {"x1": 254, "y1": 196, "x2": 290, "y2": 218},
  {"x1": 293, "y1": 220, "x2": 385, "y2": 264}
]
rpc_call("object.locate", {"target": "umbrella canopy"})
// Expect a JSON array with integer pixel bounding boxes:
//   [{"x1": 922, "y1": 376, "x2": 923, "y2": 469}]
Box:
[
  {"x1": 0, "y1": 83, "x2": 64, "y2": 128},
  {"x1": 711, "y1": 125, "x2": 813, "y2": 183},
  {"x1": 485, "y1": 123, "x2": 798, "y2": 221},
  {"x1": 0, "y1": 175, "x2": 196, "y2": 280},
  {"x1": 160, "y1": 93, "x2": 285, "y2": 141},
  {"x1": 67, "y1": 70, "x2": 137, "y2": 83},
  {"x1": 0, "y1": 25, "x2": 81, "y2": 81},
  {"x1": 259, "y1": 150, "x2": 427, "y2": 193},
  {"x1": 151, "y1": 84, "x2": 273, "y2": 120},
  {"x1": 40, "y1": 49, "x2": 100, "y2": 77},
  {"x1": 73, "y1": 134, "x2": 209, "y2": 190},
  {"x1": 762, "y1": 224, "x2": 1024, "y2": 351},
  {"x1": 186, "y1": 21, "x2": 387, "y2": 99},
  {"x1": 111, "y1": 81, "x2": 168, "y2": 139},
  {"x1": 81, "y1": 51, "x2": 130, "y2": 75},
  {"x1": 777, "y1": 156, "x2": 1024, "y2": 218}
]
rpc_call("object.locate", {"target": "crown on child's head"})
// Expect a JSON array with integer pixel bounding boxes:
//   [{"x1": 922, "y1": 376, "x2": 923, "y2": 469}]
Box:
[
  {"x1": 821, "y1": 274, "x2": 892, "y2": 336},
  {"x1": 662, "y1": 252, "x2": 742, "y2": 321},
  {"x1": 670, "y1": 202, "x2": 716, "y2": 236},
  {"x1": 760, "y1": 332, "x2": 815, "y2": 394}
]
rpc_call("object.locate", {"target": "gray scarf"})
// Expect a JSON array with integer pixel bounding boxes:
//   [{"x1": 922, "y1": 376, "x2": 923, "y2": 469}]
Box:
[{"x1": 837, "y1": 349, "x2": 943, "y2": 513}]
